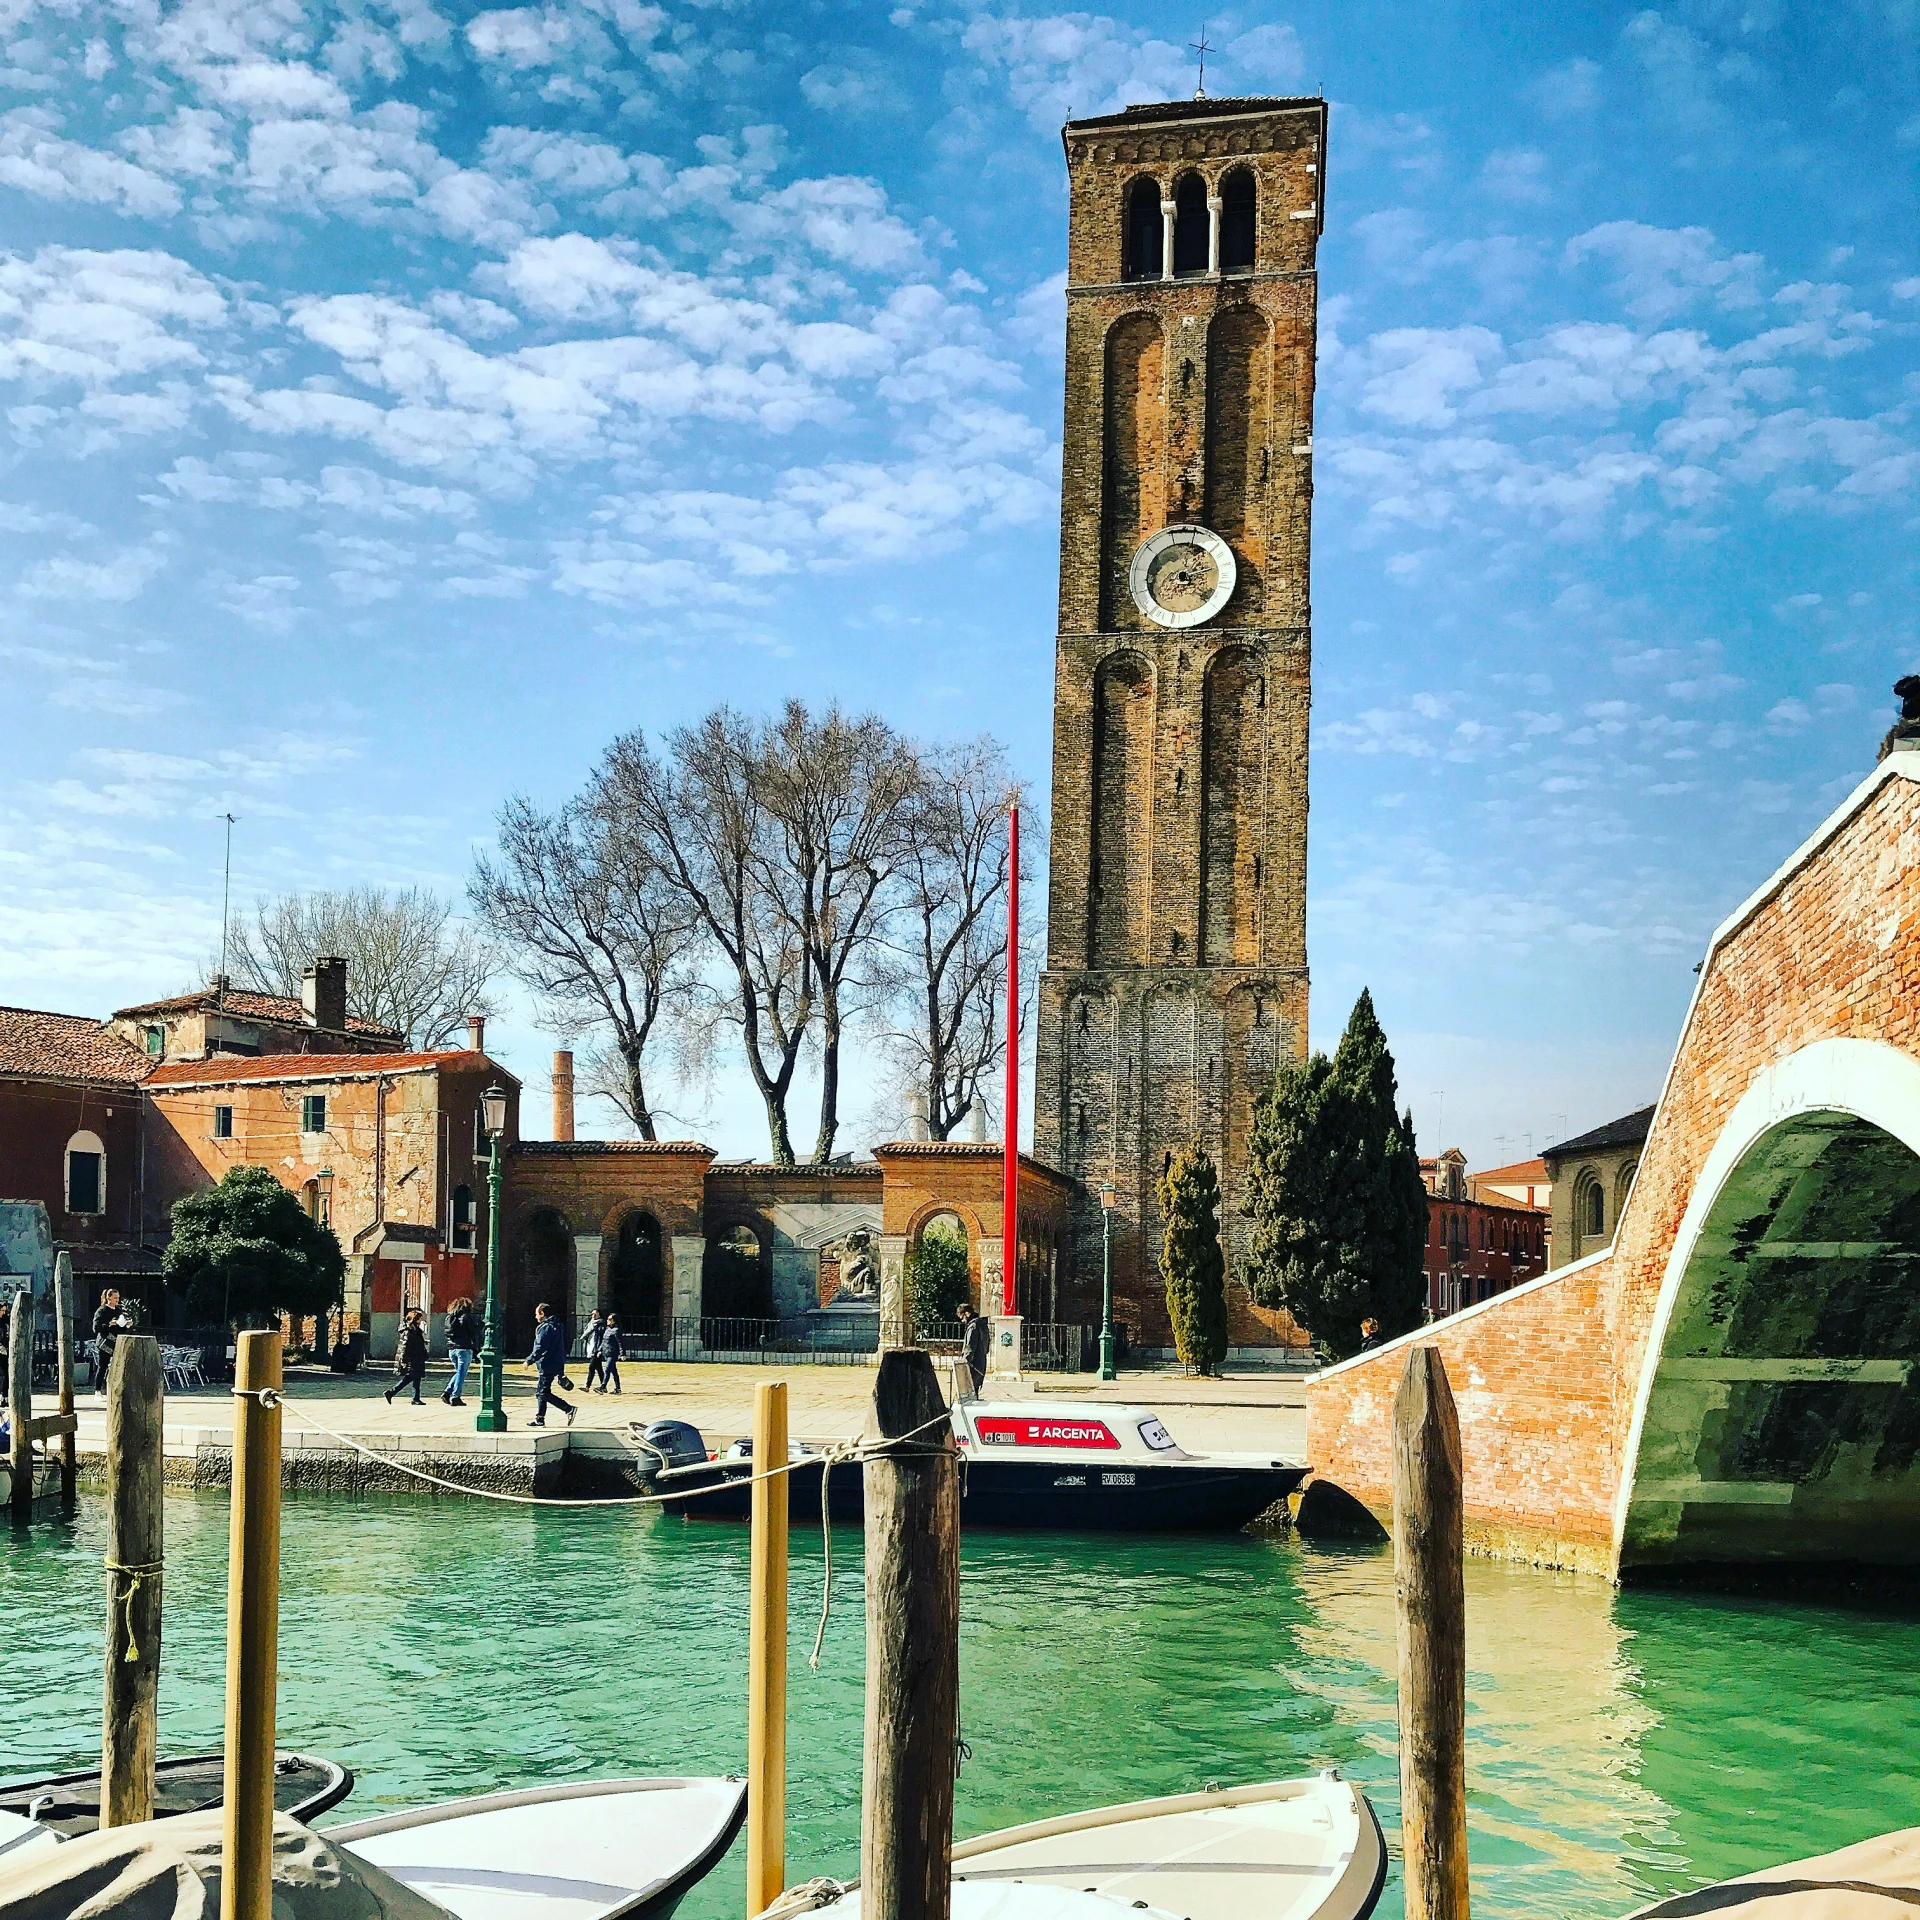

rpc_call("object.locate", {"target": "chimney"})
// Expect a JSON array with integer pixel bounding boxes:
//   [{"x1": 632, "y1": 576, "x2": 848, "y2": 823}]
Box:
[
  {"x1": 466, "y1": 1014, "x2": 487, "y2": 1056},
  {"x1": 302, "y1": 956, "x2": 347, "y2": 1032},
  {"x1": 552, "y1": 1049, "x2": 575, "y2": 1141},
  {"x1": 907, "y1": 1088, "x2": 930, "y2": 1142},
  {"x1": 967, "y1": 1101, "x2": 987, "y2": 1143}
]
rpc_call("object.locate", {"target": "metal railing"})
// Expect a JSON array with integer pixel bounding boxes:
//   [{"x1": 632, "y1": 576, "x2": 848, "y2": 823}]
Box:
[{"x1": 563, "y1": 1315, "x2": 1100, "y2": 1370}]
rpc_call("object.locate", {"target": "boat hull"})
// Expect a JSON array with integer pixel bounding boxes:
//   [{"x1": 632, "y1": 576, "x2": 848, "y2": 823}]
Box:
[
  {"x1": 0, "y1": 1750, "x2": 352, "y2": 1839},
  {"x1": 656, "y1": 1455, "x2": 1301, "y2": 1531}
]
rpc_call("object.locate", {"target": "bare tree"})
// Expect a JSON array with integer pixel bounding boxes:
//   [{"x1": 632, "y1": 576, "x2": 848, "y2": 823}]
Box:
[
  {"x1": 468, "y1": 787, "x2": 698, "y2": 1140},
  {"x1": 226, "y1": 887, "x2": 498, "y2": 1049},
  {"x1": 881, "y1": 739, "x2": 1031, "y2": 1138},
  {"x1": 604, "y1": 714, "x2": 816, "y2": 1166},
  {"x1": 759, "y1": 701, "x2": 920, "y2": 1165}
]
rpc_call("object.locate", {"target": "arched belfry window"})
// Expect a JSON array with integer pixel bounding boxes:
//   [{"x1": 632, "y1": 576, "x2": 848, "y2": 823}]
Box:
[
  {"x1": 1220, "y1": 166, "x2": 1256, "y2": 273},
  {"x1": 1172, "y1": 173, "x2": 1208, "y2": 276},
  {"x1": 1123, "y1": 177, "x2": 1162, "y2": 281},
  {"x1": 1585, "y1": 1179, "x2": 1605, "y2": 1238}
]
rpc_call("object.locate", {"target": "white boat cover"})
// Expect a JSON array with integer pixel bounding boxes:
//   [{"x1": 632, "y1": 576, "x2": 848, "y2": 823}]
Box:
[
  {"x1": 334, "y1": 1776, "x2": 747, "y2": 1920},
  {"x1": 0, "y1": 1807, "x2": 449, "y2": 1920},
  {"x1": 809, "y1": 1774, "x2": 1383, "y2": 1920},
  {"x1": 1625, "y1": 1824, "x2": 1920, "y2": 1917}
]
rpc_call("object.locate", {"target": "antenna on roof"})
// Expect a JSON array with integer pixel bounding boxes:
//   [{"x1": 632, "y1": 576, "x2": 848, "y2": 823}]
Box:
[
  {"x1": 1190, "y1": 24, "x2": 1212, "y2": 99},
  {"x1": 216, "y1": 812, "x2": 237, "y2": 1008}
]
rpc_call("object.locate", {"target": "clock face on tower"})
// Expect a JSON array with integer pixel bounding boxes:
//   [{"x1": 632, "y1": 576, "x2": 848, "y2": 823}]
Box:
[{"x1": 1128, "y1": 524, "x2": 1237, "y2": 630}]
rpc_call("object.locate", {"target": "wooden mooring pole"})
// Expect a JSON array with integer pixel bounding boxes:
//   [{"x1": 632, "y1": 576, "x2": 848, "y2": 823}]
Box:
[
  {"x1": 1393, "y1": 1345, "x2": 1470, "y2": 1920},
  {"x1": 222, "y1": 1330, "x2": 283, "y2": 1920},
  {"x1": 861, "y1": 1347, "x2": 960, "y2": 1920},
  {"x1": 102, "y1": 1334, "x2": 164, "y2": 1828},
  {"x1": 55, "y1": 1252, "x2": 77, "y2": 1503},
  {"x1": 746, "y1": 1380, "x2": 789, "y2": 1919},
  {"x1": 9, "y1": 1286, "x2": 33, "y2": 1523}
]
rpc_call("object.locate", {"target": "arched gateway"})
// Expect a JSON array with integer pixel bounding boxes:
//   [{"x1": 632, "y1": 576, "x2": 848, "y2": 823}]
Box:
[{"x1": 1307, "y1": 745, "x2": 1920, "y2": 1576}]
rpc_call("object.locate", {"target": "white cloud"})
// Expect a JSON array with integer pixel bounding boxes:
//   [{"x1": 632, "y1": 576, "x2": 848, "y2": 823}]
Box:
[
  {"x1": 19, "y1": 537, "x2": 170, "y2": 602},
  {"x1": 1565, "y1": 221, "x2": 1765, "y2": 322},
  {"x1": 962, "y1": 14, "x2": 1188, "y2": 133},
  {"x1": 0, "y1": 108, "x2": 182, "y2": 217},
  {"x1": 1480, "y1": 147, "x2": 1549, "y2": 204},
  {"x1": 0, "y1": 246, "x2": 226, "y2": 395},
  {"x1": 769, "y1": 177, "x2": 929, "y2": 275}
]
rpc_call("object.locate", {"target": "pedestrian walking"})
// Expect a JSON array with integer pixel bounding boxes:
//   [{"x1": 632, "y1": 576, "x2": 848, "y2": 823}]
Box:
[
  {"x1": 385, "y1": 1307, "x2": 428, "y2": 1406},
  {"x1": 599, "y1": 1314, "x2": 622, "y2": 1394},
  {"x1": 958, "y1": 1300, "x2": 990, "y2": 1399},
  {"x1": 91, "y1": 1287, "x2": 126, "y2": 1395},
  {"x1": 526, "y1": 1301, "x2": 575, "y2": 1428},
  {"x1": 443, "y1": 1296, "x2": 477, "y2": 1406},
  {"x1": 581, "y1": 1308, "x2": 607, "y2": 1393}
]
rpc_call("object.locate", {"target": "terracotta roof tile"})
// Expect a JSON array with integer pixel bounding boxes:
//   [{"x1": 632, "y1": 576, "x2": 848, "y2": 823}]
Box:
[
  {"x1": 112, "y1": 985, "x2": 404, "y2": 1039},
  {"x1": 0, "y1": 1007, "x2": 151, "y2": 1086},
  {"x1": 147, "y1": 1049, "x2": 503, "y2": 1087},
  {"x1": 1477, "y1": 1158, "x2": 1549, "y2": 1185},
  {"x1": 513, "y1": 1139, "x2": 715, "y2": 1156}
]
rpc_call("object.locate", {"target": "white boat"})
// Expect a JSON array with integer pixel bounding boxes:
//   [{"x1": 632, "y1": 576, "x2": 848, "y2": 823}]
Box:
[
  {"x1": 330, "y1": 1775, "x2": 748, "y2": 1920},
  {"x1": 648, "y1": 1400, "x2": 1304, "y2": 1533},
  {"x1": 1623, "y1": 1822, "x2": 1920, "y2": 1915},
  {"x1": 797, "y1": 1772, "x2": 1385, "y2": 1919}
]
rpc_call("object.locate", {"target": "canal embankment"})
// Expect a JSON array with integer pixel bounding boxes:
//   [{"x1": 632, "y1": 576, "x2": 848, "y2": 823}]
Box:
[{"x1": 67, "y1": 1358, "x2": 1310, "y2": 1495}]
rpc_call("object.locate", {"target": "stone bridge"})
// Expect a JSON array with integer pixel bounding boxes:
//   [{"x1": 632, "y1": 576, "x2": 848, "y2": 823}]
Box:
[{"x1": 1308, "y1": 750, "x2": 1920, "y2": 1576}]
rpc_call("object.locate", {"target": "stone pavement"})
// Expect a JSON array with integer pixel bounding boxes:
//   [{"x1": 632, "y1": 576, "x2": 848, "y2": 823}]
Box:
[{"x1": 74, "y1": 1358, "x2": 1309, "y2": 1460}]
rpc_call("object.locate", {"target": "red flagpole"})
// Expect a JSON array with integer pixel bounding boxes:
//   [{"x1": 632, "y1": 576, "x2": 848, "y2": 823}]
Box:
[{"x1": 1002, "y1": 804, "x2": 1020, "y2": 1320}]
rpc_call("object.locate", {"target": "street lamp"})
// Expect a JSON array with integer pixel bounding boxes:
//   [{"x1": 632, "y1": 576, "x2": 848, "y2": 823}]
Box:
[
  {"x1": 315, "y1": 1167, "x2": 335, "y2": 1356},
  {"x1": 1098, "y1": 1180, "x2": 1117, "y2": 1382},
  {"x1": 476, "y1": 1084, "x2": 509, "y2": 1433}
]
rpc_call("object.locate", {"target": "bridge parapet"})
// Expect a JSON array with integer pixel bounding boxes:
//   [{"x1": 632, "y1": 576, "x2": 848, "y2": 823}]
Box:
[{"x1": 1308, "y1": 752, "x2": 1920, "y2": 1578}]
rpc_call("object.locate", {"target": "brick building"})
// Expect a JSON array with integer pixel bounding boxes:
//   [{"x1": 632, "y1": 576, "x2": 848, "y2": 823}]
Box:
[
  {"x1": 1034, "y1": 94, "x2": 1327, "y2": 1351},
  {"x1": 0, "y1": 1006, "x2": 159, "y2": 1305},
  {"x1": 106, "y1": 957, "x2": 404, "y2": 1066},
  {"x1": 142, "y1": 1046, "x2": 513, "y2": 1355}
]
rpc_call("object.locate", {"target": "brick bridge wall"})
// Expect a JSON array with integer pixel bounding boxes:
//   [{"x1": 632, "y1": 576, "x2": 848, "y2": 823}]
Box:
[{"x1": 1306, "y1": 757, "x2": 1920, "y2": 1572}]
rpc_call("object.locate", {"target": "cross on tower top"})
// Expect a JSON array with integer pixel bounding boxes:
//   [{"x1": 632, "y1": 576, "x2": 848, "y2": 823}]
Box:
[{"x1": 1189, "y1": 25, "x2": 1213, "y2": 99}]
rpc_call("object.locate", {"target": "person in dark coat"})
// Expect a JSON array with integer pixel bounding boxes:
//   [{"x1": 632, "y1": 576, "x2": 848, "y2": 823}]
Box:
[
  {"x1": 91, "y1": 1289, "x2": 126, "y2": 1394},
  {"x1": 581, "y1": 1309, "x2": 607, "y2": 1393},
  {"x1": 526, "y1": 1301, "x2": 574, "y2": 1428},
  {"x1": 958, "y1": 1301, "x2": 991, "y2": 1399},
  {"x1": 598, "y1": 1314, "x2": 622, "y2": 1394},
  {"x1": 385, "y1": 1308, "x2": 428, "y2": 1406},
  {"x1": 442, "y1": 1297, "x2": 477, "y2": 1406}
]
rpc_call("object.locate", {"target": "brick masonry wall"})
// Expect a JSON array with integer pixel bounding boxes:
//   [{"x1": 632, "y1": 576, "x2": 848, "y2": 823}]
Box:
[
  {"x1": 1304, "y1": 764, "x2": 1920, "y2": 1569},
  {"x1": 1037, "y1": 100, "x2": 1323, "y2": 1347}
]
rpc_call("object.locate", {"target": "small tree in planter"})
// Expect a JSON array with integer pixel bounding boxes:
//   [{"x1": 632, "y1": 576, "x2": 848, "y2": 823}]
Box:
[
  {"x1": 163, "y1": 1165, "x2": 345, "y2": 1329},
  {"x1": 1160, "y1": 1143, "x2": 1229, "y2": 1376},
  {"x1": 907, "y1": 1224, "x2": 972, "y2": 1337}
]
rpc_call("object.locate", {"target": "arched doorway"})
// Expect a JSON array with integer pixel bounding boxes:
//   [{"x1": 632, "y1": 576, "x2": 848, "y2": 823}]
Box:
[
  {"x1": 908, "y1": 1210, "x2": 971, "y2": 1335},
  {"x1": 1619, "y1": 1045, "x2": 1920, "y2": 1571},
  {"x1": 510, "y1": 1207, "x2": 573, "y2": 1353},
  {"x1": 609, "y1": 1209, "x2": 664, "y2": 1347},
  {"x1": 703, "y1": 1223, "x2": 769, "y2": 1319}
]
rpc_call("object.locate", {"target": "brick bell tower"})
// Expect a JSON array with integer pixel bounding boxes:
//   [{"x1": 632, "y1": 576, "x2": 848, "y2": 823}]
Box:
[{"x1": 1033, "y1": 96, "x2": 1325, "y2": 1347}]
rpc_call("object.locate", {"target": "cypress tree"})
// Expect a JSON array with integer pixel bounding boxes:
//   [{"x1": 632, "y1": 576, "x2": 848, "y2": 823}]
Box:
[
  {"x1": 1159, "y1": 1142, "x2": 1229, "y2": 1375},
  {"x1": 1243, "y1": 988, "x2": 1429, "y2": 1359}
]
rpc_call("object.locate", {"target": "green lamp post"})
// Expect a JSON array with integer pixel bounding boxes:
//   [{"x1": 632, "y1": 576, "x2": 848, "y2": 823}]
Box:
[
  {"x1": 475, "y1": 1083, "x2": 509, "y2": 1433},
  {"x1": 1098, "y1": 1179, "x2": 1118, "y2": 1382}
]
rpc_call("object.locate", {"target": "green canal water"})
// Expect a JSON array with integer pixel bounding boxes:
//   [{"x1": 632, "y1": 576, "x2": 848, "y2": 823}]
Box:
[{"x1": 7, "y1": 1492, "x2": 1920, "y2": 1919}]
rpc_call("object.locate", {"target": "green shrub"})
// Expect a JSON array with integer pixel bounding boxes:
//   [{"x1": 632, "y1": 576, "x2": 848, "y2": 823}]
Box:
[
  {"x1": 1160, "y1": 1143, "x2": 1228, "y2": 1375},
  {"x1": 162, "y1": 1165, "x2": 345, "y2": 1328},
  {"x1": 907, "y1": 1225, "x2": 972, "y2": 1335}
]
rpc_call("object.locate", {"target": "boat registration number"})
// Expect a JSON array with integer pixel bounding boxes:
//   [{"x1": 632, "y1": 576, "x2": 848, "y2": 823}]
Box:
[{"x1": 976, "y1": 1417, "x2": 1120, "y2": 1450}]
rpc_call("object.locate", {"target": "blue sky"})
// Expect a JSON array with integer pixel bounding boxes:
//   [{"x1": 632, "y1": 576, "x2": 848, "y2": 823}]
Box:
[{"x1": 0, "y1": 0, "x2": 1915, "y2": 1164}]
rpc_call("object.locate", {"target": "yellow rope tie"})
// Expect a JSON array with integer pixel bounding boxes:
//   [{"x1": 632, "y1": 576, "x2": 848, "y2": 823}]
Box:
[{"x1": 102, "y1": 1558, "x2": 163, "y2": 1662}]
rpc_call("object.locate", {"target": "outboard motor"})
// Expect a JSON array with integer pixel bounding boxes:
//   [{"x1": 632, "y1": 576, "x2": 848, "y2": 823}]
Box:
[{"x1": 638, "y1": 1419, "x2": 707, "y2": 1478}]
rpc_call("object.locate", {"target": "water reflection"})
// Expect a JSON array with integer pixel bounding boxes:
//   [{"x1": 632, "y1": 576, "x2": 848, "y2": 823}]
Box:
[{"x1": 6, "y1": 1495, "x2": 1920, "y2": 1920}]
